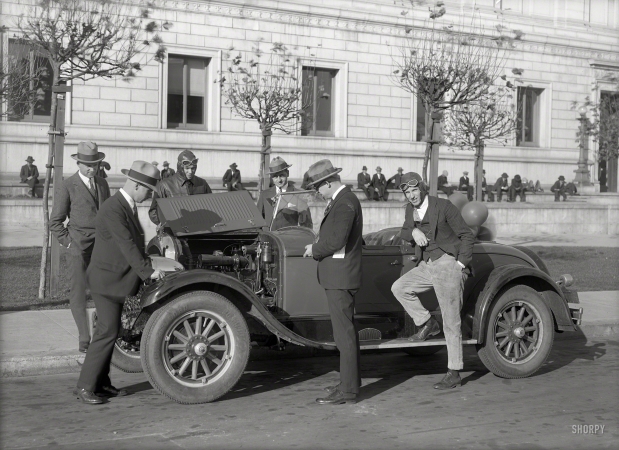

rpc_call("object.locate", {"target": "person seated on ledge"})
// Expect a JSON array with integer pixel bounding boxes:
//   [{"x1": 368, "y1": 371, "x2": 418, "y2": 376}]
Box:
[
  {"x1": 20, "y1": 156, "x2": 40, "y2": 198},
  {"x1": 508, "y1": 174, "x2": 526, "y2": 202},
  {"x1": 372, "y1": 166, "x2": 387, "y2": 201},
  {"x1": 534, "y1": 180, "x2": 544, "y2": 193},
  {"x1": 565, "y1": 182, "x2": 579, "y2": 196},
  {"x1": 387, "y1": 167, "x2": 405, "y2": 189},
  {"x1": 482, "y1": 169, "x2": 494, "y2": 202},
  {"x1": 437, "y1": 170, "x2": 454, "y2": 196},
  {"x1": 223, "y1": 162, "x2": 244, "y2": 191},
  {"x1": 458, "y1": 171, "x2": 474, "y2": 201},
  {"x1": 357, "y1": 166, "x2": 374, "y2": 201},
  {"x1": 494, "y1": 173, "x2": 509, "y2": 202},
  {"x1": 551, "y1": 175, "x2": 567, "y2": 202}
]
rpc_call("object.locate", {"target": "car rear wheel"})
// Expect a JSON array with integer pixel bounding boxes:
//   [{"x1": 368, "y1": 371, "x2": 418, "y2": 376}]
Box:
[
  {"x1": 141, "y1": 291, "x2": 250, "y2": 404},
  {"x1": 477, "y1": 285, "x2": 553, "y2": 378}
]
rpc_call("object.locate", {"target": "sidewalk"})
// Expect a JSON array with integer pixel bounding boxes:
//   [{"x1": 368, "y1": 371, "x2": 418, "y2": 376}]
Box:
[{"x1": 1, "y1": 291, "x2": 617, "y2": 378}]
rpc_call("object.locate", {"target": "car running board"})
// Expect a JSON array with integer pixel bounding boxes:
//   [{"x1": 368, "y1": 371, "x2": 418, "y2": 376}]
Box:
[{"x1": 358, "y1": 338, "x2": 478, "y2": 350}]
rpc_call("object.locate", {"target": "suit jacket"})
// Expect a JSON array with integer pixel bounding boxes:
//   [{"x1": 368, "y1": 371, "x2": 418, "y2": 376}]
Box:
[
  {"x1": 438, "y1": 174, "x2": 449, "y2": 188},
  {"x1": 312, "y1": 187, "x2": 363, "y2": 290},
  {"x1": 257, "y1": 185, "x2": 313, "y2": 231},
  {"x1": 87, "y1": 192, "x2": 154, "y2": 302},
  {"x1": 551, "y1": 180, "x2": 566, "y2": 192},
  {"x1": 160, "y1": 168, "x2": 175, "y2": 179},
  {"x1": 495, "y1": 177, "x2": 508, "y2": 191},
  {"x1": 400, "y1": 196, "x2": 474, "y2": 270},
  {"x1": 357, "y1": 172, "x2": 371, "y2": 189},
  {"x1": 459, "y1": 176, "x2": 470, "y2": 190},
  {"x1": 20, "y1": 164, "x2": 39, "y2": 183},
  {"x1": 387, "y1": 173, "x2": 404, "y2": 189},
  {"x1": 49, "y1": 172, "x2": 110, "y2": 253},
  {"x1": 371, "y1": 173, "x2": 386, "y2": 187},
  {"x1": 222, "y1": 169, "x2": 242, "y2": 187}
]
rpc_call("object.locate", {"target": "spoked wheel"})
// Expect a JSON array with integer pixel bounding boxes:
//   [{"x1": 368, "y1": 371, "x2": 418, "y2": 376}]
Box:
[
  {"x1": 477, "y1": 285, "x2": 554, "y2": 378},
  {"x1": 141, "y1": 291, "x2": 250, "y2": 404}
]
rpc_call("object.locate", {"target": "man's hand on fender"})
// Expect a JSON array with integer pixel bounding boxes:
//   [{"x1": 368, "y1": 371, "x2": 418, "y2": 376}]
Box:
[
  {"x1": 411, "y1": 228, "x2": 428, "y2": 247},
  {"x1": 151, "y1": 269, "x2": 165, "y2": 280},
  {"x1": 303, "y1": 244, "x2": 313, "y2": 258}
]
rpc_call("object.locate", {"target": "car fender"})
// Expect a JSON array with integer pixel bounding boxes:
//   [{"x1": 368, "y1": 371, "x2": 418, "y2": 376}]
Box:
[
  {"x1": 140, "y1": 270, "x2": 337, "y2": 351},
  {"x1": 473, "y1": 264, "x2": 576, "y2": 344}
]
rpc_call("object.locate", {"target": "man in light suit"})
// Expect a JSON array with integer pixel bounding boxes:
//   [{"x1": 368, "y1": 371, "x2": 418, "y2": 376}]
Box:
[
  {"x1": 256, "y1": 157, "x2": 312, "y2": 231},
  {"x1": 304, "y1": 159, "x2": 363, "y2": 405},
  {"x1": 74, "y1": 161, "x2": 164, "y2": 405},
  {"x1": 50, "y1": 142, "x2": 111, "y2": 353},
  {"x1": 391, "y1": 172, "x2": 474, "y2": 390}
]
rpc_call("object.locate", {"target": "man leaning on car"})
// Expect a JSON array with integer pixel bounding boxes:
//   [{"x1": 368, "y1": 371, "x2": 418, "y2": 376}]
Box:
[
  {"x1": 391, "y1": 172, "x2": 474, "y2": 390},
  {"x1": 148, "y1": 150, "x2": 212, "y2": 225}
]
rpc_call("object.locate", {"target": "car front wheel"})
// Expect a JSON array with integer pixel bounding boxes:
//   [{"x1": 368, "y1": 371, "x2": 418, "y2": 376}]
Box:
[
  {"x1": 477, "y1": 285, "x2": 554, "y2": 378},
  {"x1": 140, "y1": 291, "x2": 250, "y2": 404}
]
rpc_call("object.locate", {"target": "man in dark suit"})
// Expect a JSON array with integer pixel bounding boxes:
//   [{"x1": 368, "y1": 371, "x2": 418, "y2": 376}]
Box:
[
  {"x1": 160, "y1": 161, "x2": 175, "y2": 179},
  {"x1": 437, "y1": 170, "x2": 454, "y2": 196},
  {"x1": 481, "y1": 169, "x2": 494, "y2": 202},
  {"x1": 303, "y1": 159, "x2": 363, "y2": 405},
  {"x1": 387, "y1": 167, "x2": 405, "y2": 189},
  {"x1": 50, "y1": 142, "x2": 111, "y2": 353},
  {"x1": 222, "y1": 162, "x2": 244, "y2": 191},
  {"x1": 508, "y1": 174, "x2": 526, "y2": 202},
  {"x1": 357, "y1": 166, "x2": 374, "y2": 200},
  {"x1": 372, "y1": 166, "x2": 387, "y2": 201},
  {"x1": 458, "y1": 171, "x2": 474, "y2": 201},
  {"x1": 257, "y1": 157, "x2": 312, "y2": 231},
  {"x1": 494, "y1": 172, "x2": 509, "y2": 202},
  {"x1": 20, "y1": 156, "x2": 39, "y2": 197},
  {"x1": 74, "y1": 161, "x2": 164, "y2": 405},
  {"x1": 391, "y1": 172, "x2": 474, "y2": 390},
  {"x1": 149, "y1": 150, "x2": 212, "y2": 225},
  {"x1": 551, "y1": 175, "x2": 567, "y2": 201}
]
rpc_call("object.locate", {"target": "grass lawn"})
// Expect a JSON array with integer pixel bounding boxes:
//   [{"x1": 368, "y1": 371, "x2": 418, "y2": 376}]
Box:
[{"x1": 0, "y1": 246, "x2": 617, "y2": 310}]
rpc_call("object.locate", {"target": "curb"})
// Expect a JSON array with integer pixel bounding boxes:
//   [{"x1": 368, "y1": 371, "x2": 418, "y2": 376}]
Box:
[{"x1": 2, "y1": 324, "x2": 617, "y2": 378}]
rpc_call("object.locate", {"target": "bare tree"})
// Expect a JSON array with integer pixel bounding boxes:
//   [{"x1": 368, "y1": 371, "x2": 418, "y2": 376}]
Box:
[
  {"x1": 391, "y1": 1, "x2": 521, "y2": 193},
  {"x1": 218, "y1": 41, "x2": 315, "y2": 193},
  {"x1": 443, "y1": 80, "x2": 521, "y2": 201},
  {"x1": 13, "y1": 0, "x2": 168, "y2": 299}
]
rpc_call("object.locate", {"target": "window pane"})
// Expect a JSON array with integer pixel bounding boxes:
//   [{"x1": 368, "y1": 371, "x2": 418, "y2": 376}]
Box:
[
  {"x1": 187, "y1": 59, "x2": 205, "y2": 96},
  {"x1": 167, "y1": 94, "x2": 183, "y2": 124},
  {"x1": 301, "y1": 67, "x2": 315, "y2": 136},
  {"x1": 167, "y1": 56, "x2": 208, "y2": 128},
  {"x1": 168, "y1": 58, "x2": 184, "y2": 95},
  {"x1": 517, "y1": 87, "x2": 543, "y2": 146},
  {"x1": 315, "y1": 69, "x2": 333, "y2": 132},
  {"x1": 33, "y1": 56, "x2": 53, "y2": 116},
  {"x1": 416, "y1": 95, "x2": 426, "y2": 141},
  {"x1": 187, "y1": 96, "x2": 203, "y2": 124}
]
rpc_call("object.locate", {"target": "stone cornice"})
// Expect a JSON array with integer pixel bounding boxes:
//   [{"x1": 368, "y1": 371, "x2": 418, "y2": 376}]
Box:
[{"x1": 162, "y1": 0, "x2": 619, "y2": 63}]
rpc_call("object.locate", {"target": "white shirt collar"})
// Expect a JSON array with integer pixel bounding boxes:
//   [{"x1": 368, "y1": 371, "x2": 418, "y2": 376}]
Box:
[
  {"x1": 78, "y1": 170, "x2": 92, "y2": 187},
  {"x1": 119, "y1": 188, "x2": 135, "y2": 209},
  {"x1": 331, "y1": 184, "x2": 347, "y2": 201},
  {"x1": 415, "y1": 195, "x2": 429, "y2": 221},
  {"x1": 276, "y1": 183, "x2": 289, "y2": 194}
]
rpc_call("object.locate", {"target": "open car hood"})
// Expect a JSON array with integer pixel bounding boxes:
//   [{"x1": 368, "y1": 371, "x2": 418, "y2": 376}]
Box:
[{"x1": 156, "y1": 190, "x2": 267, "y2": 236}]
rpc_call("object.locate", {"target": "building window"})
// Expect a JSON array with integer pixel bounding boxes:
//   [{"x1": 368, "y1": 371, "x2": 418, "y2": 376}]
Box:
[
  {"x1": 301, "y1": 67, "x2": 337, "y2": 137},
  {"x1": 167, "y1": 55, "x2": 210, "y2": 129},
  {"x1": 6, "y1": 39, "x2": 53, "y2": 122},
  {"x1": 516, "y1": 87, "x2": 544, "y2": 147}
]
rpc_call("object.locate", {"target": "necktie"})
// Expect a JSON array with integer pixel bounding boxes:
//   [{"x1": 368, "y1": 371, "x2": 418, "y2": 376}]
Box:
[
  {"x1": 88, "y1": 178, "x2": 98, "y2": 203},
  {"x1": 413, "y1": 208, "x2": 421, "y2": 222},
  {"x1": 133, "y1": 204, "x2": 139, "y2": 221}
]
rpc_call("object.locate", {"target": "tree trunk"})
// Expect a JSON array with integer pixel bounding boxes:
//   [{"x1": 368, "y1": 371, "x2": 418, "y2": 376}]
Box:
[
  {"x1": 259, "y1": 126, "x2": 272, "y2": 197},
  {"x1": 474, "y1": 141, "x2": 485, "y2": 202},
  {"x1": 428, "y1": 110, "x2": 442, "y2": 198},
  {"x1": 38, "y1": 72, "x2": 60, "y2": 300},
  {"x1": 421, "y1": 108, "x2": 432, "y2": 183}
]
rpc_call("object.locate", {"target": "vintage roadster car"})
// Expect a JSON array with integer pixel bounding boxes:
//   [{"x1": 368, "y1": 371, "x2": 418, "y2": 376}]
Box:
[{"x1": 104, "y1": 191, "x2": 582, "y2": 404}]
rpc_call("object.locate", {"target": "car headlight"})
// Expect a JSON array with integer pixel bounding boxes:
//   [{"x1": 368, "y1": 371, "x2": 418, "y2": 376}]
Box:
[
  {"x1": 150, "y1": 255, "x2": 184, "y2": 273},
  {"x1": 160, "y1": 234, "x2": 180, "y2": 261}
]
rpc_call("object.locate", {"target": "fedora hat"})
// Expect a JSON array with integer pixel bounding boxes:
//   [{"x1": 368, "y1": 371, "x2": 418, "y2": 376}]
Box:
[
  {"x1": 558, "y1": 175, "x2": 565, "y2": 181},
  {"x1": 25, "y1": 156, "x2": 35, "y2": 163},
  {"x1": 230, "y1": 162, "x2": 238, "y2": 169},
  {"x1": 376, "y1": 166, "x2": 382, "y2": 171},
  {"x1": 269, "y1": 156, "x2": 292, "y2": 175},
  {"x1": 502, "y1": 172, "x2": 508, "y2": 178},
  {"x1": 121, "y1": 160, "x2": 160, "y2": 191},
  {"x1": 362, "y1": 166, "x2": 367, "y2": 171},
  {"x1": 71, "y1": 142, "x2": 105, "y2": 164},
  {"x1": 162, "y1": 161, "x2": 169, "y2": 166},
  {"x1": 463, "y1": 171, "x2": 469, "y2": 175},
  {"x1": 397, "y1": 167, "x2": 403, "y2": 172},
  {"x1": 305, "y1": 159, "x2": 342, "y2": 189}
]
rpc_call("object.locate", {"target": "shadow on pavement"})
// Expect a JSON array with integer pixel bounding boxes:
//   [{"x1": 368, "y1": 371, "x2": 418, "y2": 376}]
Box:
[{"x1": 534, "y1": 329, "x2": 607, "y2": 377}]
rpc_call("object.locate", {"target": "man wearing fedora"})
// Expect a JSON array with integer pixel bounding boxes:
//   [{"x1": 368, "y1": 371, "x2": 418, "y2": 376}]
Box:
[
  {"x1": 20, "y1": 156, "x2": 39, "y2": 197},
  {"x1": 74, "y1": 161, "x2": 164, "y2": 405},
  {"x1": 551, "y1": 175, "x2": 568, "y2": 202},
  {"x1": 391, "y1": 172, "x2": 474, "y2": 390},
  {"x1": 149, "y1": 150, "x2": 212, "y2": 225},
  {"x1": 387, "y1": 167, "x2": 405, "y2": 190},
  {"x1": 303, "y1": 159, "x2": 363, "y2": 405},
  {"x1": 256, "y1": 157, "x2": 312, "y2": 231},
  {"x1": 160, "y1": 161, "x2": 175, "y2": 179},
  {"x1": 50, "y1": 142, "x2": 111, "y2": 353},
  {"x1": 458, "y1": 171, "x2": 474, "y2": 201},
  {"x1": 357, "y1": 166, "x2": 374, "y2": 200},
  {"x1": 372, "y1": 166, "x2": 387, "y2": 201},
  {"x1": 223, "y1": 162, "x2": 244, "y2": 191},
  {"x1": 494, "y1": 173, "x2": 509, "y2": 202}
]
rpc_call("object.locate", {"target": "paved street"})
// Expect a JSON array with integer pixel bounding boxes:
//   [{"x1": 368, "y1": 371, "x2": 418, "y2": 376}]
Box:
[{"x1": 1, "y1": 335, "x2": 617, "y2": 450}]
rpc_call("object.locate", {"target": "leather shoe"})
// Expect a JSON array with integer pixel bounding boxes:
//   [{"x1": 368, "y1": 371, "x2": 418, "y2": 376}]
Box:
[
  {"x1": 73, "y1": 388, "x2": 104, "y2": 405},
  {"x1": 433, "y1": 370, "x2": 461, "y2": 390},
  {"x1": 96, "y1": 385, "x2": 128, "y2": 397},
  {"x1": 409, "y1": 317, "x2": 441, "y2": 341},
  {"x1": 324, "y1": 383, "x2": 340, "y2": 394},
  {"x1": 316, "y1": 389, "x2": 357, "y2": 405}
]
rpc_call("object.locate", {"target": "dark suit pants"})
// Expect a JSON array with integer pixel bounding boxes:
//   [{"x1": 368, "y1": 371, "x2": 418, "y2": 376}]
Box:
[
  {"x1": 76, "y1": 293, "x2": 122, "y2": 392},
  {"x1": 459, "y1": 186, "x2": 474, "y2": 201},
  {"x1": 553, "y1": 190, "x2": 567, "y2": 201},
  {"x1": 374, "y1": 186, "x2": 386, "y2": 200},
  {"x1": 226, "y1": 183, "x2": 244, "y2": 191},
  {"x1": 325, "y1": 289, "x2": 361, "y2": 394},
  {"x1": 496, "y1": 189, "x2": 508, "y2": 202},
  {"x1": 482, "y1": 190, "x2": 494, "y2": 202},
  {"x1": 360, "y1": 186, "x2": 375, "y2": 200},
  {"x1": 68, "y1": 251, "x2": 92, "y2": 345},
  {"x1": 509, "y1": 187, "x2": 526, "y2": 202},
  {"x1": 439, "y1": 186, "x2": 454, "y2": 197}
]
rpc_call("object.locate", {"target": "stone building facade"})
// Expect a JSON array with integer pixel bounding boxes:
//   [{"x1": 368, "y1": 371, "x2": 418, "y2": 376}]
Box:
[{"x1": 1, "y1": 0, "x2": 618, "y2": 190}]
